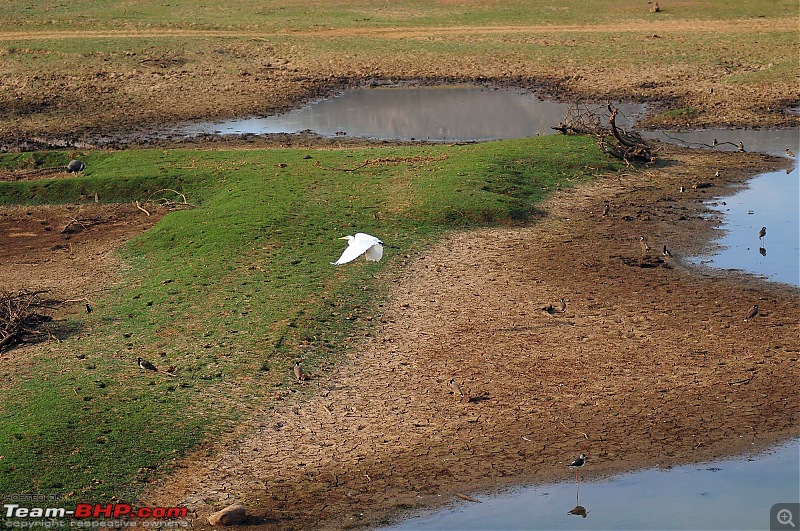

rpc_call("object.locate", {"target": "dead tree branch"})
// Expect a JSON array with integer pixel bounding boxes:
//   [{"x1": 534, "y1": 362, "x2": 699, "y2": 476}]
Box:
[
  {"x1": 554, "y1": 103, "x2": 657, "y2": 164},
  {"x1": 0, "y1": 290, "x2": 61, "y2": 352},
  {"x1": 135, "y1": 188, "x2": 196, "y2": 215}
]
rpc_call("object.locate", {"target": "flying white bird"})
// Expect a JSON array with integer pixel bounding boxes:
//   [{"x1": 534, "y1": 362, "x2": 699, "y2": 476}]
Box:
[{"x1": 331, "y1": 233, "x2": 385, "y2": 265}]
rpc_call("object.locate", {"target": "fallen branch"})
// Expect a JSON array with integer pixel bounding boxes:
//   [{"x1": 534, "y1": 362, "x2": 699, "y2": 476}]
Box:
[
  {"x1": 0, "y1": 290, "x2": 60, "y2": 352},
  {"x1": 554, "y1": 103, "x2": 657, "y2": 164}
]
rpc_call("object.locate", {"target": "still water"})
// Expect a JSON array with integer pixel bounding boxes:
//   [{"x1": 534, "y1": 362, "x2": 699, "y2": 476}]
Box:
[
  {"x1": 699, "y1": 167, "x2": 799, "y2": 286},
  {"x1": 174, "y1": 85, "x2": 646, "y2": 141},
  {"x1": 383, "y1": 440, "x2": 800, "y2": 531}
]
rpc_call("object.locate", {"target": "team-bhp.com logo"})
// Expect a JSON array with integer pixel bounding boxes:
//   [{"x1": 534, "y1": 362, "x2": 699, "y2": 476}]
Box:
[{"x1": 4, "y1": 503, "x2": 188, "y2": 528}]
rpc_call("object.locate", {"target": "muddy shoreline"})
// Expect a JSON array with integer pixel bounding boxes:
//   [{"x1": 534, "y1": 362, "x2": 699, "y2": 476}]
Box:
[
  {"x1": 139, "y1": 145, "x2": 799, "y2": 529},
  {"x1": 2, "y1": 74, "x2": 798, "y2": 153}
]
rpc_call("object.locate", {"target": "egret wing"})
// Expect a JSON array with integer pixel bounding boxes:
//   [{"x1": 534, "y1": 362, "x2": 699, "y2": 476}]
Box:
[
  {"x1": 364, "y1": 243, "x2": 384, "y2": 262},
  {"x1": 332, "y1": 237, "x2": 375, "y2": 265}
]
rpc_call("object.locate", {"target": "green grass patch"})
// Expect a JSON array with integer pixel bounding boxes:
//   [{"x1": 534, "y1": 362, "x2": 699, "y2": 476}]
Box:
[{"x1": 0, "y1": 136, "x2": 622, "y2": 503}]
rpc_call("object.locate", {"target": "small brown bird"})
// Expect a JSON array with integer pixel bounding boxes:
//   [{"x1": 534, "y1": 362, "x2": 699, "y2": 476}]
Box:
[
  {"x1": 137, "y1": 357, "x2": 158, "y2": 371},
  {"x1": 738, "y1": 141, "x2": 745, "y2": 152},
  {"x1": 758, "y1": 226, "x2": 766, "y2": 240},
  {"x1": 601, "y1": 203, "x2": 610, "y2": 217},
  {"x1": 294, "y1": 361, "x2": 304, "y2": 381},
  {"x1": 744, "y1": 305, "x2": 759, "y2": 322},
  {"x1": 649, "y1": 1, "x2": 660, "y2": 12},
  {"x1": 639, "y1": 236, "x2": 650, "y2": 256},
  {"x1": 559, "y1": 298, "x2": 567, "y2": 313},
  {"x1": 449, "y1": 379, "x2": 464, "y2": 398},
  {"x1": 787, "y1": 149, "x2": 795, "y2": 158}
]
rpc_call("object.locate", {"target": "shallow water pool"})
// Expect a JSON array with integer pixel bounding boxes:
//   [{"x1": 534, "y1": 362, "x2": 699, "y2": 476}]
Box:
[{"x1": 382, "y1": 440, "x2": 800, "y2": 530}]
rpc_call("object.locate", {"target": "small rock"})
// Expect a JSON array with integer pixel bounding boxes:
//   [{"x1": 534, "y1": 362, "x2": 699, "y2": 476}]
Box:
[{"x1": 207, "y1": 504, "x2": 247, "y2": 526}]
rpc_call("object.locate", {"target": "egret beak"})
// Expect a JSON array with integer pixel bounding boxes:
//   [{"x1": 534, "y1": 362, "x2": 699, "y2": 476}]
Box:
[{"x1": 338, "y1": 236, "x2": 349, "y2": 240}]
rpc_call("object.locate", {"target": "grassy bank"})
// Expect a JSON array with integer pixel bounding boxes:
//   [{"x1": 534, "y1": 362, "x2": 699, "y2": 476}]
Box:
[{"x1": 0, "y1": 135, "x2": 623, "y2": 503}]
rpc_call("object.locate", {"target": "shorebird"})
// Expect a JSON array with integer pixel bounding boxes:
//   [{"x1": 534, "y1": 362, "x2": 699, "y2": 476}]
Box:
[
  {"x1": 568, "y1": 453, "x2": 587, "y2": 482},
  {"x1": 449, "y1": 379, "x2": 464, "y2": 398},
  {"x1": 601, "y1": 203, "x2": 610, "y2": 217},
  {"x1": 639, "y1": 236, "x2": 650, "y2": 256},
  {"x1": 744, "y1": 305, "x2": 759, "y2": 322},
  {"x1": 294, "y1": 361, "x2": 304, "y2": 382},
  {"x1": 663, "y1": 244, "x2": 672, "y2": 259},
  {"x1": 559, "y1": 298, "x2": 567, "y2": 313},
  {"x1": 714, "y1": 170, "x2": 721, "y2": 178},
  {"x1": 137, "y1": 357, "x2": 158, "y2": 371},
  {"x1": 713, "y1": 139, "x2": 718, "y2": 146},
  {"x1": 85, "y1": 303, "x2": 93, "y2": 314},
  {"x1": 787, "y1": 149, "x2": 795, "y2": 158},
  {"x1": 738, "y1": 141, "x2": 745, "y2": 152},
  {"x1": 680, "y1": 186, "x2": 685, "y2": 193},
  {"x1": 758, "y1": 226, "x2": 766, "y2": 241}
]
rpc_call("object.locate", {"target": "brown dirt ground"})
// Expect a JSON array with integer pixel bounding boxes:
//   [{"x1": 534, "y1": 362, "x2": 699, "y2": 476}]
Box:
[
  {"x1": 127, "y1": 146, "x2": 797, "y2": 529},
  {"x1": 0, "y1": 17, "x2": 798, "y2": 147},
  {"x1": 0, "y1": 202, "x2": 162, "y2": 297}
]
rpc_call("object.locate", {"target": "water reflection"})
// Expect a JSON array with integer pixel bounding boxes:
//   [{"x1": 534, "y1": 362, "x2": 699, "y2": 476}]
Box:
[
  {"x1": 383, "y1": 440, "x2": 799, "y2": 530},
  {"x1": 643, "y1": 129, "x2": 800, "y2": 158},
  {"x1": 694, "y1": 166, "x2": 800, "y2": 287},
  {"x1": 568, "y1": 484, "x2": 588, "y2": 518},
  {"x1": 173, "y1": 86, "x2": 646, "y2": 141}
]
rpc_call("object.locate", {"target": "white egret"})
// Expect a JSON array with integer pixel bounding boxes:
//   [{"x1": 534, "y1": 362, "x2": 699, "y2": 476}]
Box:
[{"x1": 331, "y1": 233, "x2": 385, "y2": 265}]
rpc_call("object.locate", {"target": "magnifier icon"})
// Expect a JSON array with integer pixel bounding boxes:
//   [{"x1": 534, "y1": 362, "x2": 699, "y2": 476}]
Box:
[{"x1": 778, "y1": 508, "x2": 796, "y2": 528}]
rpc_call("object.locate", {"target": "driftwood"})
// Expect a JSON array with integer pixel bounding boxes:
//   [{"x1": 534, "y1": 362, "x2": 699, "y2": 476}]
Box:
[
  {"x1": 554, "y1": 103, "x2": 657, "y2": 165},
  {"x1": 135, "y1": 188, "x2": 196, "y2": 216},
  {"x1": 0, "y1": 290, "x2": 60, "y2": 352}
]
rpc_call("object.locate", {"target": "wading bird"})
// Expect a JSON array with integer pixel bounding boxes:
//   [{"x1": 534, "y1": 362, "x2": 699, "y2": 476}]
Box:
[
  {"x1": 568, "y1": 453, "x2": 587, "y2": 483},
  {"x1": 758, "y1": 226, "x2": 767, "y2": 241},
  {"x1": 663, "y1": 245, "x2": 672, "y2": 259},
  {"x1": 738, "y1": 142, "x2": 745, "y2": 152},
  {"x1": 744, "y1": 305, "x2": 759, "y2": 322},
  {"x1": 639, "y1": 236, "x2": 650, "y2": 256},
  {"x1": 449, "y1": 379, "x2": 464, "y2": 398},
  {"x1": 137, "y1": 357, "x2": 158, "y2": 371},
  {"x1": 332, "y1": 233, "x2": 385, "y2": 265}
]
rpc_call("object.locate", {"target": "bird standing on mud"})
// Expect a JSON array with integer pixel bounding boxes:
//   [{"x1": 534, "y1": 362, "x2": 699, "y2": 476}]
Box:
[
  {"x1": 744, "y1": 305, "x2": 759, "y2": 322},
  {"x1": 448, "y1": 379, "x2": 464, "y2": 398},
  {"x1": 294, "y1": 361, "x2": 305, "y2": 382},
  {"x1": 662, "y1": 245, "x2": 672, "y2": 260},
  {"x1": 639, "y1": 236, "x2": 650, "y2": 256},
  {"x1": 559, "y1": 298, "x2": 567, "y2": 313}
]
